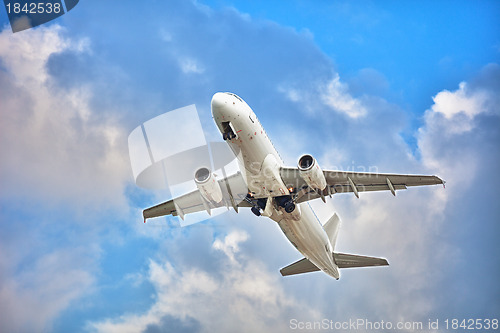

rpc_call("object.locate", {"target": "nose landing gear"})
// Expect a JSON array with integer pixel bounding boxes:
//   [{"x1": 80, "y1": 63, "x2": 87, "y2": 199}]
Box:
[
  {"x1": 223, "y1": 132, "x2": 236, "y2": 140},
  {"x1": 221, "y1": 121, "x2": 237, "y2": 140}
]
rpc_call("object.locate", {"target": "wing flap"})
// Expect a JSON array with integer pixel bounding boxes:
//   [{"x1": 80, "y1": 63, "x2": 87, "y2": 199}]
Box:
[
  {"x1": 295, "y1": 184, "x2": 408, "y2": 203},
  {"x1": 280, "y1": 257, "x2": 320, "y2": 276},
  {"x1": 333, "y1": 252, "x2": 389, "y2": 268}
]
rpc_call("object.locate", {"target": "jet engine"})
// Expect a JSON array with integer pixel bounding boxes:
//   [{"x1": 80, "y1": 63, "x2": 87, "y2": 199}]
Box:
[
  {"x1": 298, "y1": 154, "x2": 327, "y2": 191},
  {"x1": 194, "y1": 167, "x2": 223, "y2": 203}
]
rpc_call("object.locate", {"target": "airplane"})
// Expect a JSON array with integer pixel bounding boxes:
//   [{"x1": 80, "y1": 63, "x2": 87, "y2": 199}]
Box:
[{"x1": 143, "y1": 92, "x2": 444, "y2": 279}]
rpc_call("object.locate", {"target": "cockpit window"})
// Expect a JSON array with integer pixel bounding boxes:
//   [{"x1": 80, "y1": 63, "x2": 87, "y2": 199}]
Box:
[{"x1": 224, "y1": 92, "x2": 243, "y2": 102}]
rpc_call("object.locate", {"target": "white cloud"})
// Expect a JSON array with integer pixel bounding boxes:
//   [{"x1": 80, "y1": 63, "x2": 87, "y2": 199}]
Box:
[
  {"x1": 418, "y1": 69, "x2": 499, "y2": 190},
  {"x1": 0, "y1": 24, "x2": 132, "y2": 332},
  {"x1": 213, "y1": 229, "x2": 249, "y2": 263},
  {"x1": 88, "y1": 230, "x2": 318, "y2": 333},
  {"x1": 431, "y1": 82, "x2": 486, "y2": 119},
  {"x1": 0, "y1": 25, "x2": 68, "y2": 84},
  {"x1": 0, "y1": 25, "x2": 130, "y2": 210},
  {"x1": 279, "y1": 74, "x2": 367, "y2": 118},
  {"x1": 429, "y1": 82, "x2": 489, "y2": 134},
  {"x1": 321, "y1": 74, "x2": 367, "y2": 118},
  {"x1": 0, "y1": 245, "x2": 96, "y2": 332}
]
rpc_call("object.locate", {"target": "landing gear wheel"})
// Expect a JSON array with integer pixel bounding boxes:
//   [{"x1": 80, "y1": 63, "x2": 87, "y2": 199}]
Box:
[
  {"x1": 251, "y1": 206, "x2": 261, "y2": 216},
  {"x1": 284, "y1": 201, "x2": 296, "y2": 213}
]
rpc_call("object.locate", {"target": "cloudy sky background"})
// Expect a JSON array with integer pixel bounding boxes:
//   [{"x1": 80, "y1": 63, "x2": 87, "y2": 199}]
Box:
[{"x1": 0, "y1": 1, "x2": 499, "y2": 332}]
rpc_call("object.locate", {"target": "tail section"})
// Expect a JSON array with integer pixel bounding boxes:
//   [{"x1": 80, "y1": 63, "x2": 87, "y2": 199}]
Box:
[
  {"x1": 279, "y1": 213, "x2": 389, "y2": 278},
  {"x1": 323, "y1": 213, "x2": 389, "y2": 268},
  {"x1": 323, "y1": 213, "x2": 341, "y2": 249}
]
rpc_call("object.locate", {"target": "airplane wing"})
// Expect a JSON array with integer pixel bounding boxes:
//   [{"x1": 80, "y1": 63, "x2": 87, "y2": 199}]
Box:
[
  {"x1": 143, "y1": 172, "x2": 251, "y2": 221},
  {"x1": 280, "y1": 167, "x2": 444, "y2": 203}
]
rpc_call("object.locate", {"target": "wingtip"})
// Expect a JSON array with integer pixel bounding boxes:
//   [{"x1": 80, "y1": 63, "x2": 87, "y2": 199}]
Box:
[{"x1": 434, "y1": 175, "x2": 446, "y2": 188}]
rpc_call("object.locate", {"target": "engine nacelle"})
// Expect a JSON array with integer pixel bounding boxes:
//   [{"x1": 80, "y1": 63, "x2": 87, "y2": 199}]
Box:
[
  {"x1": 194, "y1": 167, "x2": 223, "y2": 203},
  {"x1": 298, "y1": 154, "x2": 327, "y2": 191}
]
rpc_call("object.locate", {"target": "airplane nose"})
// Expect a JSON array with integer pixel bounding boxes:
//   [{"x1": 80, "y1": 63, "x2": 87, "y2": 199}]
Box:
[{"x1": 211, "y1": 92, "x2": 228, "y2": 111}]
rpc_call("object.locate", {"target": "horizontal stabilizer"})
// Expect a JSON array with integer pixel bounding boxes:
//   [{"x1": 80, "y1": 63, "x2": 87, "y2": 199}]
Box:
[
  {"x1": 280, "y1": 257, "x2": 320, "y2": 276},
  {"x1": 280, "y1": 253, "x2": 389, "y2": 277},
  {"x1": 333, "y1": 252, "x2": 389, "y2": 268}
]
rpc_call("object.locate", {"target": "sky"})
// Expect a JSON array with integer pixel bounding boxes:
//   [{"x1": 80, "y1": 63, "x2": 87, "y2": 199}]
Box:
[{"x1": 0, "y1": 0, "x2": 499, "y2": 332}]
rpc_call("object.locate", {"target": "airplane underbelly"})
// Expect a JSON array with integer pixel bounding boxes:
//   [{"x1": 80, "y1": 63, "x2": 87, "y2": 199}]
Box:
[{"x1": 277, "y1": 204, "x2": 339, "y2": 277}]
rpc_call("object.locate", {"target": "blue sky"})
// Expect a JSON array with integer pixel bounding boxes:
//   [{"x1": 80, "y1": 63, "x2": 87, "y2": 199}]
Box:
[{"x1": 0, "y1": 1, "x2": 499, "y2": 332}]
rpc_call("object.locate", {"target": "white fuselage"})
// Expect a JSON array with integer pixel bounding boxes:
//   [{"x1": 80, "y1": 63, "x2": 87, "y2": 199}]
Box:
[{"x1": 211, "y1": 92, "x2": 340, "y2": 279}]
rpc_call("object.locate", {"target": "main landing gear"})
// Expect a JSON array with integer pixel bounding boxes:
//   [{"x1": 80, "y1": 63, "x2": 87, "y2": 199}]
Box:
[
  {"x1": 251, "y1": 206, "x2": 261, "y2": 216},
  {"x1": 275, "y1": 195, "x2": 295, "y2": 214},
  {"x1": 284, "y1": 200, "x2": 296, "y2": 213},
  {"x1": 246, "y1": 195, "x2": 296, "y2": 216},
  {"x1": 246, "y1": 195, "x2": 267, "y2": 217},
  {"x1": 274, "y1": 195, "x2": 296, "y2": 213},
  {"x1": 279, "y1": 198, "x2": 295, "y2": 213}
]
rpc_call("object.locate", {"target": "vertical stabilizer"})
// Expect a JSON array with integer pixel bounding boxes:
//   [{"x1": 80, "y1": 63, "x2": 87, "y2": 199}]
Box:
[{"x1": 323, "y1": 213, "x2": 341, "y2": 250}]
